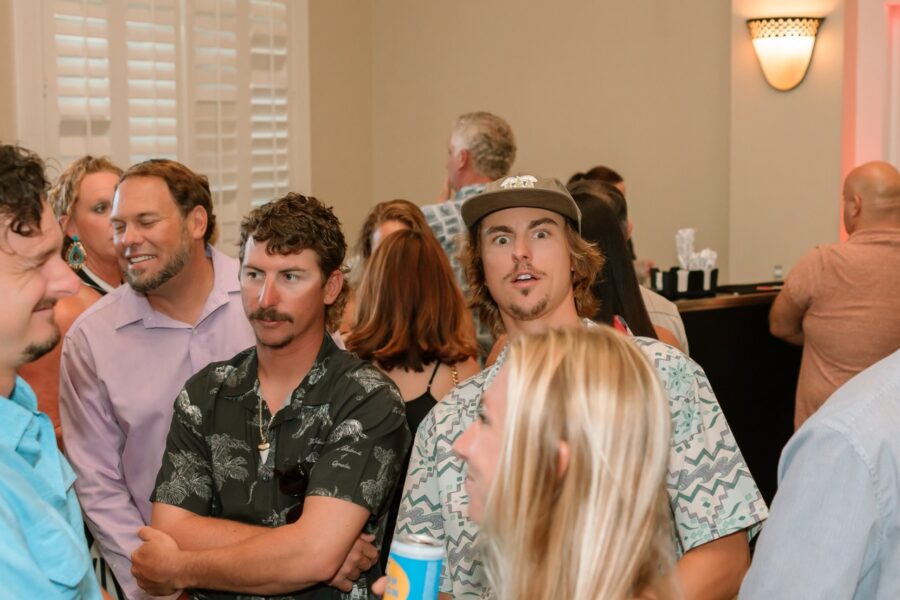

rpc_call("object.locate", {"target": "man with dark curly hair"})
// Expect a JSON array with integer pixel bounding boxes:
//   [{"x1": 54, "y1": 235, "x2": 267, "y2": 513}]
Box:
[
  {"x1": 58, "y1": 159, "x2": 256, "y2": 600},
  {"x1": 0, "y1": 143, "x2": 97, "y2": 596},
  {"x1": 133, "y1": 193, "x2": 411, "y2": 600},
  {"x1": 393, "y1": 174, "x2": 769, "y2": 600}
]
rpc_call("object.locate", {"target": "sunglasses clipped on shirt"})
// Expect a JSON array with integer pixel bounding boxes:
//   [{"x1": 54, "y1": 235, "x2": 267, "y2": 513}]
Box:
[{"x1": 274, "y1": 462, "x2": 309, "y2": 524}]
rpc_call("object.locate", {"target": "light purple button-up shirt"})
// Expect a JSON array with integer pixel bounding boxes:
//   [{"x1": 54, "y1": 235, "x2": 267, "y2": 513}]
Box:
[{"x1": 59, "y1": 247, "x2": 254, "y2": 600}]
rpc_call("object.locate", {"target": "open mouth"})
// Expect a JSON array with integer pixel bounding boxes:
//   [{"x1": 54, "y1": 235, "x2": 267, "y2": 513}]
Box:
[{"x1": 511, "y1": 272, "x2": 540, "y2": 287}]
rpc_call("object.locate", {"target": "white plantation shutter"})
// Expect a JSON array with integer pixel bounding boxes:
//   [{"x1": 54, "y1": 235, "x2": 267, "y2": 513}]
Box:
[
  {"x1": 124, "y1": 0, "x2": 178, "y2": 162},
  {"x1": 189, "y1": 0, "x2": 241, "y2": 246},
  {"x1": 248, "y1": 0, "x2": 289, "y2": 206},
  {"x1": 21, "y1": 0, "x2": 297, "y2": 250},
  {"x1": 50, "y1": 0, "x2": 114, "y2": 164}
]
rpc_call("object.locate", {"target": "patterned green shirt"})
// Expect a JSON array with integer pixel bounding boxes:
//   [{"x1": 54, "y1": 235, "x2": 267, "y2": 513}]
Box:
[
  {"x1": 152, "y1": 335, "x2": 411, "y2": 600},
  {"x1": 396, "y1": 320, "x2": 769, "y2": 598}
]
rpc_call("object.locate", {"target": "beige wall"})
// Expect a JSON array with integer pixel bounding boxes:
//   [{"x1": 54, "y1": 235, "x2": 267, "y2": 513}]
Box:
[
  {"x1": 371, "y1": 0, "x2": 734, "y2": 279},
  {"x1": 729, "y1": 0, "x2": 845, "y2": 282},
  {"x1": 0, "y1": 0, "x2": 16, "y2": 142},
  {"x1": 307, "y1": 1, "x2": 373, "y2": 243},
  {"x1": 1, "y1": 0, "x2": 861, "y2": 284}
]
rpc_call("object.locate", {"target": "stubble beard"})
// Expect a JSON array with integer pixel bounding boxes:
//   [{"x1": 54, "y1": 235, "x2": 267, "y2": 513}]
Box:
[
  {"x1": 256, "y1": 332, "x2": 296, "y2": 350},
  {"x1": 506, "y1": 295, "x2": 549, "y2": 322},
  {"x1": 126, "y1": 232, "x2": 192, "y2": 294},
  {"x1": 21, "y1": 327, "x2": 61, "y2": 364}
]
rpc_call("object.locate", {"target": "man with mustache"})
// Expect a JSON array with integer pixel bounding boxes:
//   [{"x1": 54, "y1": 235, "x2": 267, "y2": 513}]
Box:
[
  {"x1": 0, "y1": 143, "x2": 97, "y2": 596},
  {"x1": 59, "y1": 159, "x2": 256, "y2": 599},
  {"x1": 131, "y1": 193, "x2": 410, "y2": 600},
  {"x1": 393, "y1": 175, "x2": 768, "y2": 599}
]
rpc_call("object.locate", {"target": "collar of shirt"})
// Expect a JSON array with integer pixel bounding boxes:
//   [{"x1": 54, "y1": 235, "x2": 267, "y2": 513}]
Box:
[
  {"x1": 489, "y1": 318, "x2": 619, "y2": 382},
  {"x1": 221, "y1": 333, "x2": 341, "y2": 426},
  {"x1": 114, "y1": 245, "x2": 241, "y2": 330},
  {"x1": 454, "y1": 182, "x2": 487, "y2": 201},
  {"x1": 0, "y1": 376, "x2": 39, "y2": 453},
  {"x1": 847, "y1": 227, "x2": 900, "y2": 245}
]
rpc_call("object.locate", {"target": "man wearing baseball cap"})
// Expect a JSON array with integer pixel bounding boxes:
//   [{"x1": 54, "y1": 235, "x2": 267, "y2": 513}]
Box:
[{"x1": 393, "y1": 174, "x2": 768, "y2": 599}]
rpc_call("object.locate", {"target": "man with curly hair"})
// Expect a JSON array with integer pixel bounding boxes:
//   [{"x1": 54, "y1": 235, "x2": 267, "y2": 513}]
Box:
[
  {"x1": 132, "y1": 193, "x2": 411, "y2": 600},
  {"x1": 0, "y1": 143, "x2": 97, "y2": 596},
  {"x1": 393, "y1": 175, "x2": 769, "y2": 600},
  {"x1": 59, "y1": 159, "x2": 257, "y2": 599}
]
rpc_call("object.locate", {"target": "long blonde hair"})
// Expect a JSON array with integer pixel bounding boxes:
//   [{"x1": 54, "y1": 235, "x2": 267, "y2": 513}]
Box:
[{"x1": 481, "y1": 327, "x2": 677, "y2": 600}]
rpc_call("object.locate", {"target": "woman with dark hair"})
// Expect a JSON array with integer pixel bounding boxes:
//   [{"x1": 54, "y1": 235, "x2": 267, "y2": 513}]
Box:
[
  {"x1": 340, "y1": 200, "x2": 431, "y2": 338},
  {"x1": 566, "y1": 166, "x2": 665, "y2": 289},
  {"x1": 354, "y1": 199, "x2": 431, "y2": 264},
  {"x1": 571, "y1": 187, "x2": 683, "y2": 350},
  {"x1": 568, "y1": 164, "x2": 625, "y2": 191},
  {"x1": 345, "y1": 229, "x2": 480, "y2": 566}
]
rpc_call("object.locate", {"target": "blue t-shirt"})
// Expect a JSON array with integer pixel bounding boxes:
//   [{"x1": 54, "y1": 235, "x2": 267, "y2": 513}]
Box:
[{"x1": 0, "y1": 376, "x2": 101, "y2": 599}]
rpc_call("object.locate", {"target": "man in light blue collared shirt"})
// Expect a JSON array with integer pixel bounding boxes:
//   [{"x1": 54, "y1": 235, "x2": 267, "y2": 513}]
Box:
[
  {"x1": 741, "y1": 349, "x2": 900, "y2": 599},
  {"x1": 0, "y1": 143, "x2": 99, "y2": 598}
]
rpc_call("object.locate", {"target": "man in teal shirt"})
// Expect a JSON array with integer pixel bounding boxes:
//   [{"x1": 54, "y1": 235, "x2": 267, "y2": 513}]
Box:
[{"x1": 0, "y1": 143, "x2": 100, "y2": 598}]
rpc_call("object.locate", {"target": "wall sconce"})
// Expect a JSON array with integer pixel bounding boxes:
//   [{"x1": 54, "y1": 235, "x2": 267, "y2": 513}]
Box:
[{"x1": 747, "y1": 17, "x2": 824, "y2": 91}]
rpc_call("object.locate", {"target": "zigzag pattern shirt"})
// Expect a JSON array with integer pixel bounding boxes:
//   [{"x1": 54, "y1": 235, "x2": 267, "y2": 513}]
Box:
[{"x1": 395, "y1": 320, "x2": 768, "y2": 598}]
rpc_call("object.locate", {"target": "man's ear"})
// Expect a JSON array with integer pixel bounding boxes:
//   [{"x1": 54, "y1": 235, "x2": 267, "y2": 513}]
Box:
[
  {"x1": 457, "y1": 148, "x2": 470, "y2": 171},
  {"x1": 846, "y1": 193, "x2": 863, "y2": 217},
  {"x1": 626, "y1": 220, "x2": 633, "y2": 240},
  {"x1": 323, "y1": 269, "x2": 344, "y2": 305},
  {"x1": 186, "y1": 205, "x2": 209, "y2": 241}
]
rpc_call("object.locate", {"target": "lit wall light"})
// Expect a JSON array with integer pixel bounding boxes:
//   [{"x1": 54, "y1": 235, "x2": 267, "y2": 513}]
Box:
[{"x1": 747, "y1": 17, "x2": 824, "y2": 91}]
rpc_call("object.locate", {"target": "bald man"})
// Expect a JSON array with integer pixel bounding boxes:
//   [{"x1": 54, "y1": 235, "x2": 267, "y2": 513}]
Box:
[{"x1": 770, "y1": 161, "x2": 900, "y2": 428}]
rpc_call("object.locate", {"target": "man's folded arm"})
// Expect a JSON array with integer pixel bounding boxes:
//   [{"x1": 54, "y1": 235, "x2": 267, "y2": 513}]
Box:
[
  {"x1": 170, "y1": 496, "x2": 368, "y2": 595},
  {"x1": 152, "y1": 502, "x2": 269, "y2": 551}
]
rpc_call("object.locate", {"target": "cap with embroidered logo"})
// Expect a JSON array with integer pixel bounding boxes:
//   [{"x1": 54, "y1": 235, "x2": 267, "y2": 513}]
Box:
[{"x1": 460, "y1": 174, "x2": 581, "y2": 232}]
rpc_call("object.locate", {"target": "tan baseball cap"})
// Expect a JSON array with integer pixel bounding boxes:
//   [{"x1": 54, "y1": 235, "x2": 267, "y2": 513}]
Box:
[{"x1": 461, "y1": 174, "x2": 582, "y2": 232}]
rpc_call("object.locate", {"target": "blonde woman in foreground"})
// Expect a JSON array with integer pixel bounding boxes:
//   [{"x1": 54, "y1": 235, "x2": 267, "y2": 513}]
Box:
[{"x1": 454, "y1": 327, "x2": 680, "y2": 600}]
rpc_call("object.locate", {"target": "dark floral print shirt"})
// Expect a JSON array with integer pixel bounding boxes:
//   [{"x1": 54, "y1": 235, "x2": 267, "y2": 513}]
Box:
[{"x1": 152, "y1": 334, "x2": 411, "y2": 600}]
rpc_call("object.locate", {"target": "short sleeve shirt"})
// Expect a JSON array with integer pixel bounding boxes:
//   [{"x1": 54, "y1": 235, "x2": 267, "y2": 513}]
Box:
[
  {"x1": 420, "y1": 184, "x2": 486, "y2": 295},
  {"x1": 152, "y1": 335, "x2": 411, "y2": 600},
  {"x1": 395, "y1": 320, "x2": 768, "y2": 598},
  {"x1": 421, "y1": 184, "x2": 493, "y2": 351},
  {"x1": 782, "y1": 229, "x2": 900, "y2": 427}
]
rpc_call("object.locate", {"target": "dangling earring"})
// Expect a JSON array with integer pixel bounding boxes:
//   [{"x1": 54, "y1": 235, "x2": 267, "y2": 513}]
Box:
[{"x1": 66, "y1": 235, "x2": 87, "y2": 271}]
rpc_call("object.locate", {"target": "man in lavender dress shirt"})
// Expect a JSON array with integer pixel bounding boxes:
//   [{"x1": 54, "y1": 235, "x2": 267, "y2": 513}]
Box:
[{"x1": 59, "y1": 159, "x2": 254, "y2": 600}]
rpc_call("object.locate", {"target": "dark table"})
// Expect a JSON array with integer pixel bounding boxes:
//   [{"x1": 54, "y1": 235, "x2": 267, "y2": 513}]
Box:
[{"x1": 677, "y1": 291, "x2": 801, "y2": 506}]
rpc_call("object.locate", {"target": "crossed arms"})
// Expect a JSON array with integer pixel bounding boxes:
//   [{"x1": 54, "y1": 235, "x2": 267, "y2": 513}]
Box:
[{"x1": 133, "y1": 497, "x2": 377, "y2": 596}]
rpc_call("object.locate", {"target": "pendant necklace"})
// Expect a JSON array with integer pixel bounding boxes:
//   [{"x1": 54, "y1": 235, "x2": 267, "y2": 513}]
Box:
[{"x1": 258, "y1": 396, "x2": 274, "y2": 464}]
